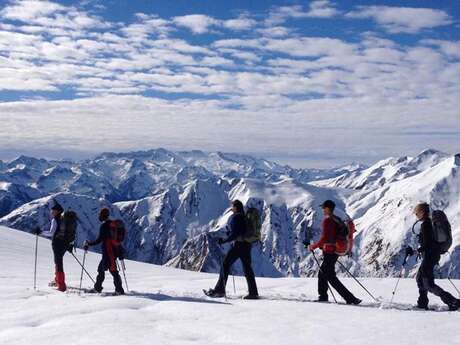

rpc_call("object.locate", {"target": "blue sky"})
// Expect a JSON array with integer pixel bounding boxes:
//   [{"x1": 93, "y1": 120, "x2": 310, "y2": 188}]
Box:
[{"x1": 0, "y1": 0, "x2": 459, "y2": 167}]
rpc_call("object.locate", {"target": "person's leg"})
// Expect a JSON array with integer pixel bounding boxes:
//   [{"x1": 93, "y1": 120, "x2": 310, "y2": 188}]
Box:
[
  {"x1": 324, "y1": 254, "x2": 358, "y2": 303},
  {"x1": 317, "y1": 254, "x2": 331, "y2": 300},
  {"x1": 239, "y1": 242, "x2": 258, "y2": 296},
  {"x1": 110, "y1": 269, "x2": 124, "y2": 294},
  {"x1": 53, "y1": 241, "x2": 67, "y2": 291},
  {"x1": 214, "y1": 245, "x2": 239, "y2": 293},
  {"x1": 416, "y1": 258, "x2": 429, "y2": 308},
  {"x1": 423, "y1": 255, "x2": 457, "y2": 307},
  {"x1": 94, "y1": 258, "x2": 107, "y2": 292}
]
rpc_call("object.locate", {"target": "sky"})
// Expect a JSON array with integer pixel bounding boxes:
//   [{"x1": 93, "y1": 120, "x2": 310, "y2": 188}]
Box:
[{"x1": 0, "y1": 0, "x2": 459, "y2": 168}]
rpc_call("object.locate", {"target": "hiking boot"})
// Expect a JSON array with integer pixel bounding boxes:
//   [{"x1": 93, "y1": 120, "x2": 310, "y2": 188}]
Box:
[
  {"x1": 114, "y1": 290, "x2": 125, "y2": 296},
  {"x1": 87, "y1": 288, "x2": 103, "y2": 294},
  {"x1": 416, "y1": 303, "x2": 429, "y2": 310},
  {"x1": 243, "y1": 294, "x2": 259, "y2": 300},
  {"x1": 315, "y1": 296, "x2": 329, "y2": 303},
  {"x1": 204, "y1": 289, "x2": 225, "y2": 298},
  {"x1": 448, "y1": 299, "x2": 460, "y2": 311},
  {"x1": 347, "y1": 298, "x2": 362, "y2": 305}
]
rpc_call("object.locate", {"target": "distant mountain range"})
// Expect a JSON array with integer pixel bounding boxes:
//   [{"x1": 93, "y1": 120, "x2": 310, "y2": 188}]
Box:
[{"x1": 1, "y1": 148, "x2": 459, "y2": 278}]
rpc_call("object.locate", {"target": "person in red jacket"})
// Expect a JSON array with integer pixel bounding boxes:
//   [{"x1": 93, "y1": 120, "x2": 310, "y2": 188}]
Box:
[
  {"x1": 308, "y1": 200, "x2": 361, "y2": 304},
  {"x1": 84, "y1": 208, "x2": 124, "y2": 295}
]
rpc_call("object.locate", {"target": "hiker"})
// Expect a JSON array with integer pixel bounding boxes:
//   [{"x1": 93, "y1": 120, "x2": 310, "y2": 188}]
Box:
[
  {"x1": 412, "y1": 202, "x2": 459, "y2": 310},
  {"x1": 41, "y1": 202, "x2": 74, "y2": 292},
  {"x1": 308, "y1": 200, "x2": 361, "y2": 304},
  {"x1": 83, "y1": 208, "x2": 125, "y2": 295},
  {"x1": 205, "y1": 200, "x2": 259, "y2": 299}
]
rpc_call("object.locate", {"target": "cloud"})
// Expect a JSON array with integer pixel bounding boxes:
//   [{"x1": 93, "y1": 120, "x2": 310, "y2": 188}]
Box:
[
  {"x1": 306, "y1": 0, "x2": 340, "y2": 18},
  {"x1": 172, "y1": 14, "x2": 219, "y2": 34},
  {"x1": 346, "y1": 6, "x2": 453, "y2": 34},
  {"x1": 0, "y1": 1, "x2": 458, "y2": 166},
  {"x1": 223, "y1": 14, "x2": 256, "y2": 31},
  {"x1": 266, "y1": 1, "x2": 338, "y2": 25}
]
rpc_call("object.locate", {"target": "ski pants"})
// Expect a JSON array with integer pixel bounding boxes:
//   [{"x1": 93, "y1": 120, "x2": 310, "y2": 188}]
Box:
[
  {"x1": 318, "y1": 253, "x2": 357, "y2": 303},
  {"x1": 52, "y1": 239, "x2": 67, "y2": 273},
  {"x1": 416, "y1": 253, "x2": 456, "y2": 307},
  {"x1": 94, "y1": 254, "x2": 124, "y2": 293},
  {"x1": 214, "y1": 241, "x2": 258, "y2": 296}
]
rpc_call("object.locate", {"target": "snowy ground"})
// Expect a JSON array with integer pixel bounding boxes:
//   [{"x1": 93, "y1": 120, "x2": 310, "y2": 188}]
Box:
[{"x1": 1, "y1": 226, "x2": 459, "y2": 345}]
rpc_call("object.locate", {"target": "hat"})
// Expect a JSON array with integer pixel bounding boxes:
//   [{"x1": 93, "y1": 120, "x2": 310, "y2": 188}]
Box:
[
  {"x1": 320, "y1": 200, "x2": 336, "y2": 210},
  {"x1": 51, "y1": 203, "x2": 64, "y2": 213}
]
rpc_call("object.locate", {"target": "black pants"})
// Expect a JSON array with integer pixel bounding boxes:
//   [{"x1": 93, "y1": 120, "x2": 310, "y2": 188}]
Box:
[
  {"x1": 318, "y1": 253, "x2": 357, "y2": 303},
  {"x1": 214, "y1": 241, "x2": 258, "y2": 296},
  {"x1": 52, "y1": 240, "x2": 67, "y2": 273},
  {"x1": 94, "y1": 255, "x2": 124, "y2": 293},
  {"x1": 416, "y1": 253, "x2": 456, "y2": 307}
]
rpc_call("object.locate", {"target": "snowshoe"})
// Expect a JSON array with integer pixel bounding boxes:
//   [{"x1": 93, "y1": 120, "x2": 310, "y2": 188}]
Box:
[
  {"x1": 86, "y1": 288, "x2": 103, "y2": 294},
  {"x1": 315, "y1": 296, "x2": 329, "y2": 303},
  {"x1": 203, "y1": 289, "x2": 225, "y2": 298}
]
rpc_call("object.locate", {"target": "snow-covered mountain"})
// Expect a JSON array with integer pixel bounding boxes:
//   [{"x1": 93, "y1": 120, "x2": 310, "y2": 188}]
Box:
[{"x1": 0, "y1": 148, "x2": 459, "y2": 278}]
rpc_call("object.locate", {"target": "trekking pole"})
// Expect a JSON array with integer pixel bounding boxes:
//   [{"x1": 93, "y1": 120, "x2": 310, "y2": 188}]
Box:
[
  {"x1": 218, "y1": 243, "x2": 227, "y2": 301},
  {"x1": 446, "y1": 252, "x2": 460, "y2": 296},
  {"x1": 390, "y1": 253, "x2": 410, "y2": 305},
  {"x1": 79, "y1": 250, "x2": 87, "y2": 294},
  {"x1": 33, "y1": 231, "x2": 39, "y2": 290},
  {"x1": 118, "y1": 259, "x2": 130, "y2": 292},
  {"x1": 231, "y1": 268, "x2": 236, "y2": 295},
  {"x1": 337, "y1": 259, "x2": 378, "y2": 302},
  {"x1": 71, "y1": 252, "x2": 96, "y2": 284},
  {"x1": 311, "y1": 250, "x2": 338, "y2": 303}
]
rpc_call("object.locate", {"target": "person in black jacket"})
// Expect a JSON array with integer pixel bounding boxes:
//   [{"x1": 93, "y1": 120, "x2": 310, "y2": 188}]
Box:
[
  {"x1": 84, "y1": 208, "x2": 124, "y2": 295},
  {"x1": 414, "y1": 203, "x2": 459, "y2": 310},
  {"x1": 205, "y1": 200, "x2": 259, "y2": 299}
]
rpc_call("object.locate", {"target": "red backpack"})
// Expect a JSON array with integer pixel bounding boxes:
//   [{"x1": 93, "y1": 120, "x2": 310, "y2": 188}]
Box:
[
  {"x1": 109, "y1": 219, "x2": 126, "y2": 246},
  {"x1": 332, "y1": 216, "x2": 355, "y2": 256}
]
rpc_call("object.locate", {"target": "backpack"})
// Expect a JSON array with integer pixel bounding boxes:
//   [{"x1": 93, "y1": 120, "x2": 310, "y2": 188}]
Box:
[
  {"x1": 431, "y1": 210, "x2": 452, "y2": 254},
  {"x1": 109, "y1": 219, "x2": 126, "y2": 246},
  {"x1": 331, "y1": 216, "x2": 355, "y2": 256},
  {"x1": 244, "y1": 208, "x2": 262, "y2": 243},
  {"x1": 55, "y1": 210, "x2": 78, "y2": 244}
]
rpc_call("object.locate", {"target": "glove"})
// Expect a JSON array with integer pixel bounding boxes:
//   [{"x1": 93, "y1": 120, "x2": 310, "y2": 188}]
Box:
[
  {"x1": 67, "y1": 244, "x2": 74, "y2": 253},
  {"x1": 83, "y1": 240, "x2": 89, "y2": 251},
  {"x1": 34, "y1": 227, "x2": 42, "y2": 235},
  {"x1": 405, "y1": 246, "x2": 414, "y2": 257},
  {"x1": 417, "y1": 247, "x2": 423, "y2": 254},
  {"x1": 347, "y1": 251, "x2": 353, "y2": 258}
]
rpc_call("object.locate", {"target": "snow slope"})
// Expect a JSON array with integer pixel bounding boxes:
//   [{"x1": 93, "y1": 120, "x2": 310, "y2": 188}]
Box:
[{"x1": 1, "y1": 226, "x2": 460, "y2": 345}]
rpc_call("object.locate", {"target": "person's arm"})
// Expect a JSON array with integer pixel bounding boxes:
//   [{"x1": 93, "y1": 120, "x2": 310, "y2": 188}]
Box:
[
  {"x1": 42, "y1": 218, "x2": 57, "y2": 238},
  {"x1": 87, "y1": 223, "x2": 106, "y2": 247},
  {"x1": 309, "y1": 218, "x2": 332, "y2": 250}
]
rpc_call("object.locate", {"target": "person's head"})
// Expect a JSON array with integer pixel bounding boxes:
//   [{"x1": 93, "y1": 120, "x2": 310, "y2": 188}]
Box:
[
  {"x1": 51, "y1": 203, "x2": 64, "y2": 218},
  {"x1": 414, "y1": 202, "x2": 430, "y2": 220},
  {"x1": 231, "y1": 200, "x2": 244, "y2": 214},
  {"x1": 98, "y1": 207, "x2": 110, "y2": 222},
  {"x1": 321, "y1": 200, "x2": 336, "y2": 216}
]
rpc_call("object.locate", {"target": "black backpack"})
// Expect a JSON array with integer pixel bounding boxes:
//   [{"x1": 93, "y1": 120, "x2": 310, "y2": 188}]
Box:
[
  {"x1": 55, "y1": 210, "x2": 77, "y2": 244},
  {"x1": 331, "y1": 215, "x2": 349, "y2": 239},
  {"x1": 431, "y1": 210, "x2": 452, "y2": 254},
  {"x1": 244, "y1": 208, "x2": 262, "y2": 243}
]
